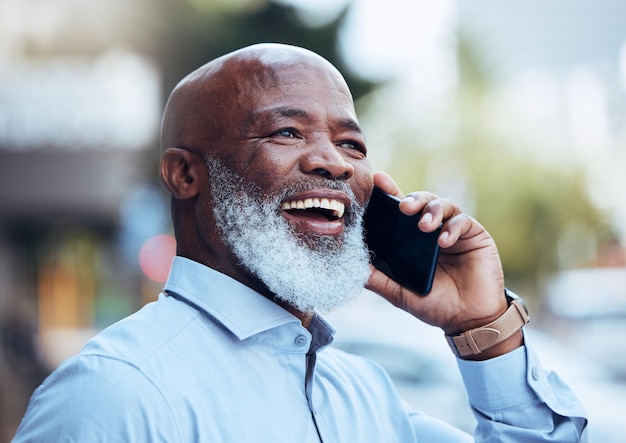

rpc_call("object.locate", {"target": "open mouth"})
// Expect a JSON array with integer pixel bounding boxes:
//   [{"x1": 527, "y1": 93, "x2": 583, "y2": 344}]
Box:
[{"x1": 280, "y1": 197, "x2": 345, "y2": 222}]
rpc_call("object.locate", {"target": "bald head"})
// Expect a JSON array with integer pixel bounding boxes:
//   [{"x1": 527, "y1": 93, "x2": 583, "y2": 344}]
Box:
[{"x1": 160, "y1": 43, "x2": 352, "y2": 154}]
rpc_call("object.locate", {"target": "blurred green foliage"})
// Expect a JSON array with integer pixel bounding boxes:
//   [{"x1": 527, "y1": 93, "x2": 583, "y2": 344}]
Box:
[
  {"x1": 384, "y1": 35, "x2": 611, "y2": 294},
  {"x1": 134, "y1": 0, "x2": 376, "y2": 104}
]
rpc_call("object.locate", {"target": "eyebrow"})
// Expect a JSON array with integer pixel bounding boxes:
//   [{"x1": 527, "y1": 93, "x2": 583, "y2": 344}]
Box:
[{"x1": 244, "y1": 106, "x2": 363, "y2": 135}]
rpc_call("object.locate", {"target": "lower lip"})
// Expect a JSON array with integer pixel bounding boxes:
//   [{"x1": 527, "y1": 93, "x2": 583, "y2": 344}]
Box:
[{"x1": 282, "y1": 211, "x2": 344, "y2": 236}]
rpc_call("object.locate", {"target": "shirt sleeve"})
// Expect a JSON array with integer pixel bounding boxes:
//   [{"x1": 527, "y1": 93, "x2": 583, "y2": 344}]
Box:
[
  {"x1": 12, "y1": 355, "x2": 180, "y2": 443},
  {"x1": 456, "y1": 331, "x2": 589, "y2": 442}
]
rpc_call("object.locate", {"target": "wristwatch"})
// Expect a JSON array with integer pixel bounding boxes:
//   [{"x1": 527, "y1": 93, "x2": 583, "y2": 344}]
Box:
[{"x1": 445, "y1": 288, "x2": 530, "y2": 357}]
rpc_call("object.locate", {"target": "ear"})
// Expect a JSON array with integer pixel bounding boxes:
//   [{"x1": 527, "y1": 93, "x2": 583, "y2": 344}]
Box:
[{"x1": 160, "y1": 148, "x2": 201, "y2": 199}]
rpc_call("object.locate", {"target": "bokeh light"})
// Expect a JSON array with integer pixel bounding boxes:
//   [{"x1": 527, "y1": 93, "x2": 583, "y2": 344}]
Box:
[{"x1": 138, "y1": 234, "x2": 177, "y2": 283}]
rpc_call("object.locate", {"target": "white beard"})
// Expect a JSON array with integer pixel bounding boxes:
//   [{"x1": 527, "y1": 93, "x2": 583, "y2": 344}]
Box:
[{"x1": 206, "y1": 156, "x2": 371, "y2": 314}]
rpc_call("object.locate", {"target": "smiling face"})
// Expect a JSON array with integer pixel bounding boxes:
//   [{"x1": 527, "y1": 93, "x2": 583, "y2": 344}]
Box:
[
  {"x1": 212, "y1": 47, "x2": 373, "y2": 234},
  {"x1": 160, "y1": 44, "x2": 374, "y2": 311}
]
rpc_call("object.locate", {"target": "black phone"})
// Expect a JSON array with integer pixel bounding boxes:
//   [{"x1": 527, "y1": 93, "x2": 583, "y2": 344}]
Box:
[{"x1": 363, "y1": 186, "x2": 441, "y2": 295}]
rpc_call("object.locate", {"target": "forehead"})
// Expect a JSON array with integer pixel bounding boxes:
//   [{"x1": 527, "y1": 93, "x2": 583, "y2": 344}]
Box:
[{"x1": 225, "y1": 57, "x2": 358, "y2": 131}]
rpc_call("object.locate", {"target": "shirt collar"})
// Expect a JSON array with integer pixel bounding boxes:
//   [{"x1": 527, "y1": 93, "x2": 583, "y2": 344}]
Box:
[{"x1": 163, "y1": 256, "x2": 335, "y2": 345}]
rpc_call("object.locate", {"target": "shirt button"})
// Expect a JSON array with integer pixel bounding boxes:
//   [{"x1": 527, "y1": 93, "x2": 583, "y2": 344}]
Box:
[
  {"x1": 294, "y1": 335, "x2": 308, "y2": 346},
  {"x1": 531, "y1": 367, "x2": 540, "y2": 381}
]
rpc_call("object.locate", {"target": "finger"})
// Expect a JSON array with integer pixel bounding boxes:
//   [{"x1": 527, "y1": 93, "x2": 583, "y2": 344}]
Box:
[
  {"x1": 406, "y1": 197, "x2": 460, "y2": 232},
  {"x1": 373, "y1": 171, "x2": 404, "y2": 199},
  {"x1": 397, "y1": 191, "x2": 440, "y2": 219},
  {"x1": 438, "y1": 213, "x2": 479, "y2": 249}
]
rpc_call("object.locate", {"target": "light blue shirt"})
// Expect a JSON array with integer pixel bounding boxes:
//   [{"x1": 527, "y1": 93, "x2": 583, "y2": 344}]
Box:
[{"x1": 14, "y1": 257, "x2": 588, "y2": 442}]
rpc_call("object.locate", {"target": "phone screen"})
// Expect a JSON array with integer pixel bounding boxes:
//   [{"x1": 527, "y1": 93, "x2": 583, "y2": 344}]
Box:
[{"x1": 363, "y1": 187, "x2": 441, "y2": 295}]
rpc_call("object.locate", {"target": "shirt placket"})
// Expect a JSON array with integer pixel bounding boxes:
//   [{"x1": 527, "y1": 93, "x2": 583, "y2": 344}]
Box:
[{"x1": 304, "y1": 315, "x2": 335, "y2": 443}]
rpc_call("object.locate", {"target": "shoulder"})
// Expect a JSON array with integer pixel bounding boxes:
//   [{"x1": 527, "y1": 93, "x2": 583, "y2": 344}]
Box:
[
  {"x1": 14, "y1": 352, "x2": 179, "y2": 441},
  {"x1": 14, "y1": 294, "x2": 229, "y2": 441},
  {"x1": 81, "y1": 294, "x2": 204, "y2": 364},
  {"x1": 14, "y1": 295, "x2": 204, "y2": 441}
]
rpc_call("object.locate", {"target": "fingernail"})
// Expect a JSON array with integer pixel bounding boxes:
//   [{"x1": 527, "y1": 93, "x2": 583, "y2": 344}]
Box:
[
  {"x1": 440, "y1": 231, "x2": 449, "y2": 241},
  {"x1": 421, "y1": 212, "x2": 432, "y2": 224}
]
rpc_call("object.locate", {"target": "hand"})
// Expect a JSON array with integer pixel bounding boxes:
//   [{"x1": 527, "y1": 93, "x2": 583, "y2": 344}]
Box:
[{"x1": 365, "y1": 171, "x2": 508, "y2": 339}]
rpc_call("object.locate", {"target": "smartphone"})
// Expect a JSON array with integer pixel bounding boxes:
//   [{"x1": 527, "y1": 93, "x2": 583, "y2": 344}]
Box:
[{"x1": 363, "y1": 186, "x2": 441, "y2": 295}]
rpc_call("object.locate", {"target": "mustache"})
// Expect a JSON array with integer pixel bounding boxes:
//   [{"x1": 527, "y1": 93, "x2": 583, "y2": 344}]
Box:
[{"x1": 270, "y1": 179, "x2": 365, "y2": 227}]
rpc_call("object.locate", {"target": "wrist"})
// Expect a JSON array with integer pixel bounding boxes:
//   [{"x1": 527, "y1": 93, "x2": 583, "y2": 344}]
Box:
[
  {"x1": 445, "y1": 289, "x2": 529, "y2": 360},
  {"x1": 443, "y1": 299, "x2": 509, "y2": 337},
  {"x1": 457, "y1": 328, "x2": 524, "y2": 361}
]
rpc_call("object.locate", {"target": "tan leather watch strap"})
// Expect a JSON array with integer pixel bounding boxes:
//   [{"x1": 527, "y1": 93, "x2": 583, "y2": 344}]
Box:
[{"x1": 446, "y1": 298, "x2": 530, "y2": 357}]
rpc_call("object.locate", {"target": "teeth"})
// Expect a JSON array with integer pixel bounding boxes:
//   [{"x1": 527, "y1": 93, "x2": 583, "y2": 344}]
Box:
[{"x1": 280, "y1": 197, "x2": 345, "y2": 218}]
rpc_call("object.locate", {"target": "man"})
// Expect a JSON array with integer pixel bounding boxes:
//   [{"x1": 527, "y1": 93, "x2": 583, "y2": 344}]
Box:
[{"x1": 13, "y1": 43, "x2": 588, "y2": 442}]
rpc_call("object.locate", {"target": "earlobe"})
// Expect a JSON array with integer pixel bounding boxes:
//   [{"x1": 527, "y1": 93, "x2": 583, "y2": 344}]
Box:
[{"x1": 160, "y1": 148, "x2": 200, "y2": 199}]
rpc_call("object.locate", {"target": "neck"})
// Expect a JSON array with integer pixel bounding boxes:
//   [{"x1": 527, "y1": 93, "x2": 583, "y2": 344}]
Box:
[{"x1": 285, "y1": 304, "x2": 315, "y2": 329}]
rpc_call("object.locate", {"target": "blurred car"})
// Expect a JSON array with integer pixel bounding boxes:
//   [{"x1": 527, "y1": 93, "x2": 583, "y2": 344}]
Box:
[
  {"x1": 325, "y1": 290, "x2": 626, "y2": 442},
  {"x1": 542, "y1": 267, "x2": 626, "y2": 379},
  {"x1": 544, "y1": 267, "x2": 626, "y2": 319}
]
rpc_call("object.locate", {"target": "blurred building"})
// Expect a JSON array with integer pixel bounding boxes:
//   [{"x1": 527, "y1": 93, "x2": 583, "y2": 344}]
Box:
[
  {"x1": 0, "y1": 0, "x2": 167, "y2": 439},
  {"x1": 0, "y1": 0, "x2": 368, "y2": 437}
]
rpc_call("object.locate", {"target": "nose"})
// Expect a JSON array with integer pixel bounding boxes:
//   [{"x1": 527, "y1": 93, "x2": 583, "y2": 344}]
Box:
[{"x1": 300, "y1": 137, "x2": 354, "y2": 180}]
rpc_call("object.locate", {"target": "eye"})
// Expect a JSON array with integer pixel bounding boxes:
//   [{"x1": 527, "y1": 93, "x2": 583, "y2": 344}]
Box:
[
  {"x1": 272, "y1": 128, "x2": 299, "y2": 138},
  {"x1": 339, "y1": 140, "x2": 367, "y2": 156}
]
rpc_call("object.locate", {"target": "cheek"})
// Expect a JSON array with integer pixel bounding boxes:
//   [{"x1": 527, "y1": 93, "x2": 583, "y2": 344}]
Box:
[
  {"x1": 352, "y1": 161, "x2": 374, "y2": 205},
  {"x1": 237, "y1": 147, "x2": 300, "y2": 191}
]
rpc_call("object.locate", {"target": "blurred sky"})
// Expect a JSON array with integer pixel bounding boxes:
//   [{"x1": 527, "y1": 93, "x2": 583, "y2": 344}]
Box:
[{"x1": 278, "y1": 0, "x2": 454, "y2": 80}]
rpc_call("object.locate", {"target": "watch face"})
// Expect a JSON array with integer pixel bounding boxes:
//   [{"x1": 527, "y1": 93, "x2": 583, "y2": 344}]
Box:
[{"x1": 505, "y1": 288, "x2": 529, "y2": 315}]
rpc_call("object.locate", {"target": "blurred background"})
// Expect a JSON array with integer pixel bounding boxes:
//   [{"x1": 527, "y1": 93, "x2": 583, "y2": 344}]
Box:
[{"x1": 1, "y1": 0, "x2": 625, "y2": 440}]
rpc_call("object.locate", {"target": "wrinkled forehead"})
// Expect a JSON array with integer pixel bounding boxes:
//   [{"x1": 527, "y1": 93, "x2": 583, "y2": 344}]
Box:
[{"x1": 220, "y1": 50, "x2": 353, "y2": 109}]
